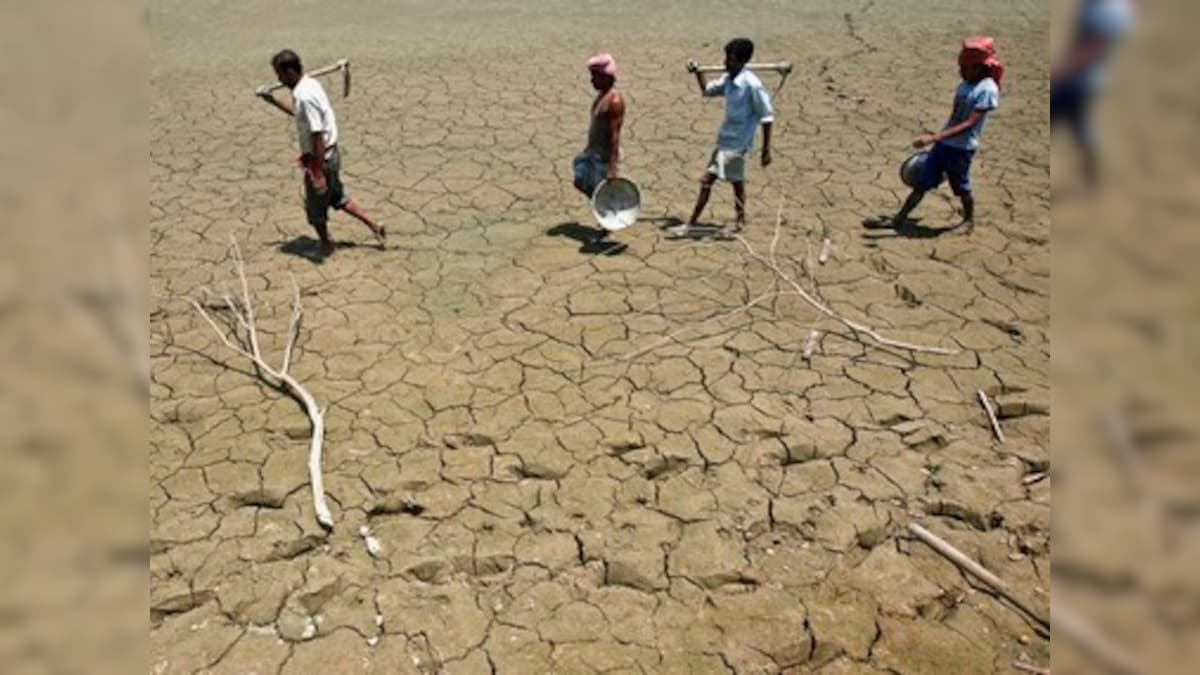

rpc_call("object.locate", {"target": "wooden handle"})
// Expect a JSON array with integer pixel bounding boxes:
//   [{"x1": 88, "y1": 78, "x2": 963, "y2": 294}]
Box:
[
  {"x1": 256, "y1": 59, "x2": 350, "y2": 96},
  {"x1": 692, "y1": 61, "x2": 793, "y2": 74}
]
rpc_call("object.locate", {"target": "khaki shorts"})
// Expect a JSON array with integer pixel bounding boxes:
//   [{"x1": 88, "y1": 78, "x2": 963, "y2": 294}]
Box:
[{"x1": 706, "y1": 148, "x2": 747, "y2": 182}]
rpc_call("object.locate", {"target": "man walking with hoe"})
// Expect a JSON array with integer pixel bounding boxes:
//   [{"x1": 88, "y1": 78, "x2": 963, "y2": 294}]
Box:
[
  {"x1": 670, "y1": 38, "x2": 774, "y2": 240},
  {"x1": 257, "y1": 50, "x2": 385, "y2": 259}
]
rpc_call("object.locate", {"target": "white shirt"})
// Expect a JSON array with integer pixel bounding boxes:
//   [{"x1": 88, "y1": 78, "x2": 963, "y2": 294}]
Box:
[
  {"x1": 704, "y1": 69, "x2": 775, "y2": 154},
  {"x1": 292, "y1": 75, "x2": 338, "y2": 156}
]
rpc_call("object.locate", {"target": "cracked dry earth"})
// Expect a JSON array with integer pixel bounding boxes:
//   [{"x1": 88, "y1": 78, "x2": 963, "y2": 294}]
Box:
[{"x1": 151, "y1": 1, "x2": 1051, "y2": 673}]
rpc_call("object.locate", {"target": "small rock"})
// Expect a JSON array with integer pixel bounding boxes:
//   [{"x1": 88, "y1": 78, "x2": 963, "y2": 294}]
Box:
[{"x1": 359, "y1": 525, "x2": 384, "y2": 557}]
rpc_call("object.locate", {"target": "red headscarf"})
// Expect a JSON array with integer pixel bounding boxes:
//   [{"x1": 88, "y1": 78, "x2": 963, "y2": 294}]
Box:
[
  {"x1": 586, "y1": 53, "x2": 617, "y2": 76},
  {"x1": 959, "y1": 36, "x2": 1004, "y2": 88}
]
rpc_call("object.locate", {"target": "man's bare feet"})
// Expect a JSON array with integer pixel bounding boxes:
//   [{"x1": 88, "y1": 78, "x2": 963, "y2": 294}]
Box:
[
  {"x1": 949, "y1": 219, "x2": 975, "y2": 235},
  {"x1": 372, "y1": 225, "x2": 387, "y2": 249},
  {"x1": 319, "y1": 239, "x2": 336, "y2": 258},
  {"x1": 862, "y1": 215, "x2": 896, "y2": 229}
]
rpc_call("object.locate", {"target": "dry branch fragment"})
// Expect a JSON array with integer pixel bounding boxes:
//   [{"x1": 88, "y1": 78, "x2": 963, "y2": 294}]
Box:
[
  {"x1": 979, "y1": 389, "x2": 1006, "y2": 443},
  {"x1": 189, "y1": 236, "x2": 334, "y2": 529},
  {"x1": 801, "y1": 329, "x2": 821, "y2": 360},
  {"x1": 818, "y1": 236, "x2": 832, "y2": 264},
  {"x1": 907, "y1": 522, "x2": 1048, "y2": 632},
  {"x1": 735, "y1": 202, "x2": 956, "y2": 355},
  {"x1": 1012, "y1": 660, "x2": 1050, "y2": 675},
  {"x1": 1051, "y1": 602, "x2": 1142, "y2": 675}
]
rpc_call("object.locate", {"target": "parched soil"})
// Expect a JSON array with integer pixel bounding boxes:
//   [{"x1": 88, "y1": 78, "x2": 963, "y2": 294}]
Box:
[{"x1": 151, "y1": 1, "x2": 1050, "y2": 672}]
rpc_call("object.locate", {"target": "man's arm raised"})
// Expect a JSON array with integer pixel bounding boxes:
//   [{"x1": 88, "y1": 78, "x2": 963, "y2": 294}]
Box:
[{"x1": 256, "y1": 86, "x2": 295, "y2": 116}]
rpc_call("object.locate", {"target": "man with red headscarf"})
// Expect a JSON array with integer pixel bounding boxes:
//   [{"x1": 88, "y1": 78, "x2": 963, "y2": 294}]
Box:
[
  {"x1": 870, "y1": 37, "x2": 1003, "y2": 235},
  {"x1": 572, "y1": 53, "x2": 625, "y2": 200}
]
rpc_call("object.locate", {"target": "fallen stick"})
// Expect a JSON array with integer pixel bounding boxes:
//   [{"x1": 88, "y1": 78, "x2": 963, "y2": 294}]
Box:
[
  {"x1": 978, "y1": 389, "x2": 1006, "y2": 443},
  {"x1": 1012, "y1": 661, "x2": 1050, "y2": 675},
  {"x1": 907, "y1": 522, "x2": 1049, "y2": 632},
  {"x1": 190, "y1": 236, "x2": 334, "y2": 529},
  {"x1": 1022, "y1": 471, "x2": 1048, "y2": 486},
  {"x1": 620, "y1": 289, "x2": 781, "y2": 361},
  {"x1": 818, "y1": 237, "x2": 832, "y2": 265},
  {"x1": 735, "y1": 202, "x2": 956, "y2": 355},
  {"x1": 1051, "y1": 602, "x2": 1142, "y2": 675},
  {"x1": 1102, "y1": 410, "x2": 1141, "y2": 488},
  {"x1": 801, "y1": 329, "x2": 820, "y2": 360}
]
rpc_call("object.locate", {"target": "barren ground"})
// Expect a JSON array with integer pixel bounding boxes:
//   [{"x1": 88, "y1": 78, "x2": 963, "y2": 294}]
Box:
[{"x1": 151, "y1": 1, "x2": 1051, "y2": 672}]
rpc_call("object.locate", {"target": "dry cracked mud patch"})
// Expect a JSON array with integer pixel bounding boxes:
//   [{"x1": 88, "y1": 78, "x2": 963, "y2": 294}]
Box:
[{"x1": 151, "y1": 1, "x2": 1050, "y2": 673}]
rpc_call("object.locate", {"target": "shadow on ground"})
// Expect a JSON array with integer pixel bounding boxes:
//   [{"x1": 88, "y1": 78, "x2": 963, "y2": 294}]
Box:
[
  {"x1": 547, "y1": 222, "x2": 629, "y2": 255},
  {"x1": 860, "y1": 215, "x2": 964, "y2": 240},
  {"x1": 276, "y1": 236, "x2": 368, "y2": 264}
]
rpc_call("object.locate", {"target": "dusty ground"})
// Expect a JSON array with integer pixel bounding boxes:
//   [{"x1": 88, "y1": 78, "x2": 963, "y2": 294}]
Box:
[{"x1": 150, "y1": 1, "x2": 1050, "y2": 673}]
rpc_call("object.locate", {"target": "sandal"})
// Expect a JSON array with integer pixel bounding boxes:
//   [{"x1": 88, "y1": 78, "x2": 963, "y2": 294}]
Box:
[
  {"x1": 714, "y1": 224, "x2": 743, "y2": 240},
  {"x1": 665, "y1": 224, "x2": 692, "y2": 239}
]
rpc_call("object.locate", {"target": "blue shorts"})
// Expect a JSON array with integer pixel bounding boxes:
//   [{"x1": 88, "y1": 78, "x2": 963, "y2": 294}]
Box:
[
  {"x1": 1051, "y1": 79, "x2": 1095, "y2": 152},
  {"x1": 917, "y1": 142, "x2": 975, "y2": 196},
  {"x1": 572, "y1": 153, "x2": 608, "y2": 198}
]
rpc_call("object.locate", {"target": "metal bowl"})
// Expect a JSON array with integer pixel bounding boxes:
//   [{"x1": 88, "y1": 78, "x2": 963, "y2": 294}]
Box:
[
  {"x1": 899, "y1": 151, "x2": 929, "y2": 188},
  {"x1": 591, "y1": 177, "x2": 641, "y2": 232}
]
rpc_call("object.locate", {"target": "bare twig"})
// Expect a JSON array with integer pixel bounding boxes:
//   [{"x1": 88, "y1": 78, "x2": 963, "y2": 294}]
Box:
[
  {"x1": 818, "y1": 236, "x2": 832, "y2": 265},
  {"x1": 1022, "y1": 471, "x2": 1048, "y2": 486},
  {"x1": 1051, "y1": 602, "x2": 1142, "y2": 675},
  {"x1": 907, "y1": 522, "x2": 1049, "y2": 632},
  {"x1": 189, "y1": 235, "x2": 334, "y2": 529},
  {"x1": 1012, "y1": 660, "x2": 1050, "y2": 675},
  {"x1": 1102, "y1": 410, "x2": 1141, "y2": 486},
  {"x1": 978, "y1": 389, "x2": 1006, "y2": 443},
  {"x1": 735, "y1": 205, "x2": 955, "y2": 355},
  {"x1": 619, "y1": 289, "x2": 781, "y2": 361},
  {"x1": 768, "y1": 201, "x2": 784, "y2": 269}
]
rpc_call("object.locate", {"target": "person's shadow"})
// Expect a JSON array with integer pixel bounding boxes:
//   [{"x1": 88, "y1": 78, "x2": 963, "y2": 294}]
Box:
[
  {"x1": 860, "y1": 215, "x2": 961, "y2": 240},
  {"x1": 547, "y1": 222, "x2": 628, "y2": 255},
  {"x1": 275, "y1": 236, "x2": 362, "y2": 264}
]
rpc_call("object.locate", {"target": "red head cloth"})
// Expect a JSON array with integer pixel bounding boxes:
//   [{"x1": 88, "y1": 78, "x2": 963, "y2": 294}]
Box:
[
  {"x1": 958, "y1": 36, "x2": 1004, "y2": 88},
  {"x1": 586, "y1": 53, "x2": 617, "y2": 76}
]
